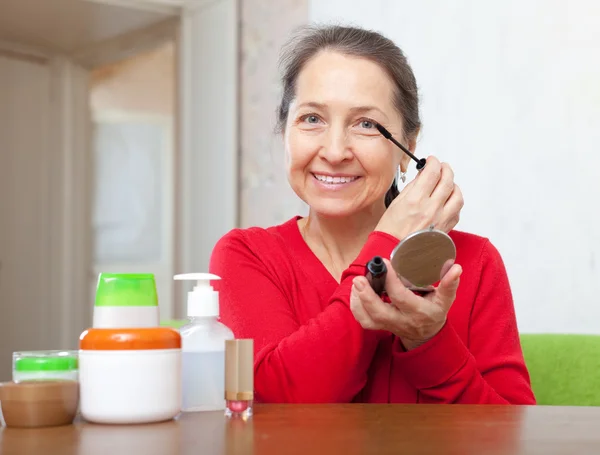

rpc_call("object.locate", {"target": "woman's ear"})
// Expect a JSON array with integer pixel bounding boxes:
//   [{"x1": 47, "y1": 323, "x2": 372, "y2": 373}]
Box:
[
  {"x1": 400, "y1": 131, "x2": 420, "y2": 172},
  {"x1": 399, "y1": 154, "x2": 411, "y2": 173}
]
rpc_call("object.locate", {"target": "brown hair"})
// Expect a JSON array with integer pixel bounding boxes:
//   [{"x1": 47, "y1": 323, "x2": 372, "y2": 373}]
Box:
[{"x1": 276, "y1": 24, "x2": 421, "y2": 207}]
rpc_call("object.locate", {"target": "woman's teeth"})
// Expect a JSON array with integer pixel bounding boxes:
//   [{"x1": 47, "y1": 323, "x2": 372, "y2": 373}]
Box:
[{"x1": 313, "y1": 174, "x2": 358, "y2": 184}]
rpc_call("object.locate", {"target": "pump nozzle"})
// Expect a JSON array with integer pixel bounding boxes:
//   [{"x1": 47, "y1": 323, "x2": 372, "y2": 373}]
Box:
[
  {"x1": 174, "y1": 273, "x2": 221, "y2": 317},
  {"x1": 174, "y1": 273, "x2": 220, "y2": 290}
]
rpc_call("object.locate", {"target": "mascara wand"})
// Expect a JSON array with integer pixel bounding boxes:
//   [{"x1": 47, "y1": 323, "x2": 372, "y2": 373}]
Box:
[{"x1": 375, "y1": 123, "x2": 427, "y2": 171}]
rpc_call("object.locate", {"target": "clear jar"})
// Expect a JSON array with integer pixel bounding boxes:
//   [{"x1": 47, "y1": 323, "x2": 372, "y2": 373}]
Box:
[{"x1": 12, "y1": 350, "x2": 78, "y2": 382}]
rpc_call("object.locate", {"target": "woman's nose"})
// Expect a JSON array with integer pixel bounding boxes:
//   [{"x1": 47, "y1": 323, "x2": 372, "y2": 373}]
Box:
[{"x1": 318, "y1": 129, "x2": 353, "y2": 164}]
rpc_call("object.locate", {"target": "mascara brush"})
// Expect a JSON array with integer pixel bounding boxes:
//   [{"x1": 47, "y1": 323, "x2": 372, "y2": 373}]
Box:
[{"x1": 375, "y1": 123, "x2": 427, "y2": 171}]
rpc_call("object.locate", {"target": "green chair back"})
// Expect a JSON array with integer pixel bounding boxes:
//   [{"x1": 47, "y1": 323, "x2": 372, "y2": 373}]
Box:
[{"x1": 520, "y1": 334, "x2": 600, "y2": 406}]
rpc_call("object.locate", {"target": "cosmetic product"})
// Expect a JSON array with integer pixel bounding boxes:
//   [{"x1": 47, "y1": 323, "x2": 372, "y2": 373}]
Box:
[
  {"x1": 12, "y1": 350, "x2": 78, "y2": 383},
  {"x1": 93, "y1": 273, "x2": 159, "y2": 328},
  {"x1": 174, "y1": 273, "x2": 234, "y2": 412},
  {"x1": 390, "y1": 226, "x2": 456, "y2": 293},
  {"x1": 365, "y1": 256, "x2": 387, "y2": 296},
  {"x1": 375, "y1": 123, "x2": 427, "y2": 170},
  {"x1": 0, "y1": 380, "x2": 79, "y2": 428},
  {"x1": 78, "y1": 327, "x2": 181, "y2": 424},
  {"x1": 225, "y1": 339, "x2": 254, "y2": 419}
]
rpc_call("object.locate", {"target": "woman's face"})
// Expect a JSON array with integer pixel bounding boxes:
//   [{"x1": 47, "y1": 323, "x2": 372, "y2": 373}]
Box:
[{"x1": 284, "y1": 50, "x2": 409, "y2": 218}]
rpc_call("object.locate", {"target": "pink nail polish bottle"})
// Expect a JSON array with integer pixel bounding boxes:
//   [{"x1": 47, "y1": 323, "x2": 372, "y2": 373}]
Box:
[{"x1": 224, "y1": 339, "x2": 254, "y2": 419}]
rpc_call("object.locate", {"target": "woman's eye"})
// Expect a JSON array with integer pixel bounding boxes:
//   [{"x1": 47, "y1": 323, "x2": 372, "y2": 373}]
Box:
[
  {"x1": 360, "y1": 119, "x2": 375, "y2": 129},
  {"x1": 303, "y1": 115, "x2": 320, "y2": 124}
]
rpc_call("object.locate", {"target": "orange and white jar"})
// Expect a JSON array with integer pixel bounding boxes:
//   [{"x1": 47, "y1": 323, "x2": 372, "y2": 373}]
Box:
[{"x1": 79, "y1": 328, "x2": 181, "y2": 424}]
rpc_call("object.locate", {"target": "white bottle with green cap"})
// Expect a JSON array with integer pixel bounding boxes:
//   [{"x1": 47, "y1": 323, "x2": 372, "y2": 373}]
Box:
[
  {"x1": 93, "y1": 273, "x2": 160, "y2": 328},
  {"x1": 174, "y1": 273, "x2": 234, "y2": 412}
]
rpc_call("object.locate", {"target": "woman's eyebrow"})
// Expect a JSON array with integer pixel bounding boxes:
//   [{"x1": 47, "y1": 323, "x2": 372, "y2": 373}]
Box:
[
  {"x1": 296, "y1": 102, "x2": 389, "y2": 121},
  {"x1": 296, "y1": 101, "x2": 327, "y2": 110},
  {"x1": 348, "y1": 105, "x2": 389, "y2": 121}
]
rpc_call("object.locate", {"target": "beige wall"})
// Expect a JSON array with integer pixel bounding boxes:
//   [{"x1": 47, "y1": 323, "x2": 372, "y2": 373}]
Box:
[
  {"x1": 90, "y1": 3, "x2": 308, "y2": 231},
  {"x1": 239, "y1": 0, "x2": 309, "y2": 228},
  {"x1": 90, "y1": 40, "x2": 175, "y2": 115},
  {"x1": 90, "y1": 4, "x2": 309, "y2": 230}
]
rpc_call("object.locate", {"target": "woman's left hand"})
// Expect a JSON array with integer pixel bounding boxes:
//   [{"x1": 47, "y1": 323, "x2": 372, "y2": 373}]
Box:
[{"x1": 350, "y1": 259, "x2": 463, "y2": 350}]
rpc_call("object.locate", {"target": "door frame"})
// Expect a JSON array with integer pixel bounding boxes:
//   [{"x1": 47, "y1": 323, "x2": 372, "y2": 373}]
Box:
[
  {"x1": 84, "y1": 0, "x2": 205, "y2": 15},
  {"x1": 48, "y1": 56, "x2": 94, "y2": 348},
  {"x1": 0, "y1": 0, "x2": 238, "y2": 372},
  {"x1": 0, "y1": 39, "x2": 93, "y2": 356},
  {"x1": 79, "y1": 0, "x2": 239, "y2": 317}
]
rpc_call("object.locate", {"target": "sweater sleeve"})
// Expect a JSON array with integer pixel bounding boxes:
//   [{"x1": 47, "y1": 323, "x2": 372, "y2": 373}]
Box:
[
  {"x1": 392, "y1": 239, "x2": 536, "y2": 404},
  {"x1": 209, "y1": 228, "x2": 399, "y2": 403}
]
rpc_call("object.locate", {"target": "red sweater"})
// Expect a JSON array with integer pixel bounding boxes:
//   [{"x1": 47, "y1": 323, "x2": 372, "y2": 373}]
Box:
[{"x1": 209, "y1": 216, "x2": 536, "y2": 405}]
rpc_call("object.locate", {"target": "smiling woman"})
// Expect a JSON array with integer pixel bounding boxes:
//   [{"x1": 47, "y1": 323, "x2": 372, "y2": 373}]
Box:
[
  {"x1": 282, "y1": 50, "x2": 401, "y2": 219},
  {"x1": 209, "y1": 24, "x2": 535, "y2": 406}
]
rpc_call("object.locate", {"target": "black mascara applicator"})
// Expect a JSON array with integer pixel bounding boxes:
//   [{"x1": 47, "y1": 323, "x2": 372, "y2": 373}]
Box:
[
  {"x1": 375, "y1": 123, "x2": 427, "y2": 171},
  {"x1": 365, "y1": 256, "x2": 387, "y2": 296}
]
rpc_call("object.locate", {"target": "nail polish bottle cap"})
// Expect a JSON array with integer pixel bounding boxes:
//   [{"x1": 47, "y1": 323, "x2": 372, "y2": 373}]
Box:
[{"x1": 225, "y1": 339, "x2": 254, "y2": 401}]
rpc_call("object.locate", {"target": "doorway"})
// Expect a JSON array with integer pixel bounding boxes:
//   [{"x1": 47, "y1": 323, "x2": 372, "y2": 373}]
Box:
[
  {"x1": 0, "y1": 0, "x2": 179, "y2": 382},
  {"x1": 0, "y1": 0, "x2": 239, "y2": 383},
  {"x1": 89, "y1": 41, "x2": 176, "y2": 321}
]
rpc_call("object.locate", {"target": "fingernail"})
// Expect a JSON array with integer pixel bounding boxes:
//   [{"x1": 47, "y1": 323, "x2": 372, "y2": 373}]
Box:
[{"x1": 353, "y1": 277, "x2": 365, "y2": 291}]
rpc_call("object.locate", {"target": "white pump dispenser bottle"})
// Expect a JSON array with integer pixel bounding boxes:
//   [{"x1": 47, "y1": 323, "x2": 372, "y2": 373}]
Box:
[{"x1": 174, "y1": 273, "x2": 234, "y2": 412}]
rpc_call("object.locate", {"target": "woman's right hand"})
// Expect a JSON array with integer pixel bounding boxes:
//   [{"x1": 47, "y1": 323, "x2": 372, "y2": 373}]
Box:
[{"x1": 376, "y1": 156, "x2": 464, "y2": 240}]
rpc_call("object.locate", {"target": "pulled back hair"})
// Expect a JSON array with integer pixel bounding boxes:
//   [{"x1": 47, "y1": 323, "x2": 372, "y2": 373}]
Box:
[{"x1": 276, "y1": 24, "x2": 421, "y2": 207}]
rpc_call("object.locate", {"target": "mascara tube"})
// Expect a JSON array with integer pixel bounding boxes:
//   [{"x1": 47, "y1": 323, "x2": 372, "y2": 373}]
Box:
[{"x1": 366, "y1": 256, "x2": 387, "y2": 296}]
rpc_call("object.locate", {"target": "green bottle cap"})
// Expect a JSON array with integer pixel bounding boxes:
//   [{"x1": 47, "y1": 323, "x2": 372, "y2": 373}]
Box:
[
  {"x1": 13, "y1": 351, "x2": 78, "y2": 372},
  {"x1": 95, "y1": 273, "x2": 158, "y2": 307}
]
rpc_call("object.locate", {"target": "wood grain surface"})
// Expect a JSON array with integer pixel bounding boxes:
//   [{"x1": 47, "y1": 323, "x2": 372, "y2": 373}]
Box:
[{"x1": 1, "y1": 404, "x2": 599, "y2": 455}]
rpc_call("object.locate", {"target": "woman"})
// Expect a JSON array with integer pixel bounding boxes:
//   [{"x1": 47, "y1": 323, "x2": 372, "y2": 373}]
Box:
[{"x1": 210, "y1": 24, "x2": 535, "y2": 405}]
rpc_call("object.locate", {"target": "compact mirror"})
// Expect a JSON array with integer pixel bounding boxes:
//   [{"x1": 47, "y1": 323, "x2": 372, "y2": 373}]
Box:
[{"x1": 390, "y1": 228, "x2": 456, "y2": 293}]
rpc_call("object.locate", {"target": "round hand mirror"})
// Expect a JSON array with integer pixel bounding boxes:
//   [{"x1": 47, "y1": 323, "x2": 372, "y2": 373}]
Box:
[{"x1": 390, "y1": 228, "x2": 456, "y2": 292}]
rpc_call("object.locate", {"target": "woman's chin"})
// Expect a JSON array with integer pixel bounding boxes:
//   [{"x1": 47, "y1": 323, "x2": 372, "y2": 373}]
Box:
[{"x1": 308, "y1": 199, "x2": 364, "y2": 218}]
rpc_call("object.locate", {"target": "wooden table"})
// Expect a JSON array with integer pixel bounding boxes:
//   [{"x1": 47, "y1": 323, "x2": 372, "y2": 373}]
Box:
[{"x1": 1, "y1": 404, "x2": 599, "y2": 454}]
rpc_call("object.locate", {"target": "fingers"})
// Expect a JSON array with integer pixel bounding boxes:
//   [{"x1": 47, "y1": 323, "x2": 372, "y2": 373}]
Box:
[
  {"x1": 431, "y1": 162, "x2": 455, "y2": 204},
  {"x1": 437, "y1": 184, "x2": 464, "y2": 232},
  {"x1": 397, "y1": 174, "x2": 417, "y2": 195},
  {"x1": 352, "y1": 275, "x2": 398, "y2": 330},
  {"x1": 439, "y1": 259, "x2": 455, "y2": 281},
  {"x1": 407, "y1": 158, "x2": 458, "y2": 228},
  {"x1": 412, "y1": 156, "x2": 442, "y2": 197},
  {"x1": 381, "y1": 259, "x2": 421, "y2": 310},
  {"x1": 351, "y1": 260, "x2": 461, "y2": 342},
  {"x1": 350, "y1": 279, "x2": 376, "y2": 329},
  {"x1": 434, "y1": 263, "x2": 462, "y2": 312}
]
